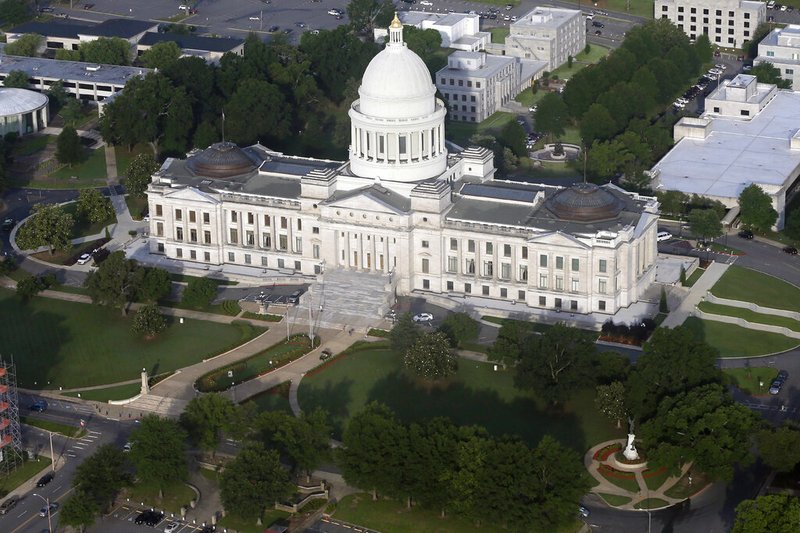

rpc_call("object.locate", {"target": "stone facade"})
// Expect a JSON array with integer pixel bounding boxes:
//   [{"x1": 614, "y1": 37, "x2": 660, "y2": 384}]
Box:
[
  {"x1": 756, "y1": 24, "x2": 800, "y2": 89},
  {"x1": 654, "y1": 0, "x2": 765, "y2": 49},
  {"x1": 504, "y1": 7, "x2": 586, "y2": 70}
]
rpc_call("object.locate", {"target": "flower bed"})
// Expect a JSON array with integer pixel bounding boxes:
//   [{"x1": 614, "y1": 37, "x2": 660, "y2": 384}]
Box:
[
  {"x1": 615, "y1": 451, "x2": 647, "y2": 465},
  {"x1": 593, "y1": 443, "x2": 622, "y2": 461},
  {"x1": 598, "y1": 464, "x2": 640, "y2": 493}
]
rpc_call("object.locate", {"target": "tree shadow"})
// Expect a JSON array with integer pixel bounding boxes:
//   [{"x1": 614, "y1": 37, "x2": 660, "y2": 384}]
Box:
[{"x1": 297, "y1": 378, "x2": 354, "y2": 438}]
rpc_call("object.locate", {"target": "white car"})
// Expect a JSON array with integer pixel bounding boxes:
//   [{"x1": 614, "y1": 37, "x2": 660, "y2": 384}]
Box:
[
  {"x1": 420, "y1": 0, "x2": 433, "y2": 5},
  {"x1": 708, "y1": 68, "x2": 723, "y2": 75},
  {"x1": 164, "y1": 522, "x2": 180, "y2": 533},
  {"x1": 77, "y1": 253, "x2": 92, "y2": 265},
  {"x1": 657, "y1": 231, "x2": 672, "y2": 242},
  {"x1": 249, "y1": 16, "x2": 260, "y2": 21},
  {"x1": 714, "y1": 63, "x2": 727, "y2": 70},
  {"x1": 412, "y1": 313, "x2": 434, "y2": 323},
  {"x1": 328, "y1": 8, "x2": 342, "y2": 16}
]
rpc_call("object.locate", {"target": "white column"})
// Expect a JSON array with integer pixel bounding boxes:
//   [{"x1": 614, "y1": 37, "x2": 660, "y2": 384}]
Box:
[
  {"x1": 394, "y1": 133, "x2": 400, "y2": 164},
  {"x1": 417, "y1": 130, "x2": 423, "y2": 160},
  {"x1": 351, "y1": 123, "x2": 357, "y2": 155}
]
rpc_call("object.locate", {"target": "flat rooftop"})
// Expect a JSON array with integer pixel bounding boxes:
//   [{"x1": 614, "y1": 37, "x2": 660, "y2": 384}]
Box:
[
  {"x1": 0, "y1": 52, "x2": 151, "y2": 86},
  {"x1": 139, "y1": 32, "x2": 244, "y2": 53},
  {"x1": 513, "y1": 7, "x2": 580, "y2": 30},
  {"x1": 9, "y1": 19, "x2": 156, "y2": 39},
  {"x1": 438, "y1": 51, "x2": 516, "y2": 79},
  {"x1": 652, "y1": 90, "x2": 800, "y2": 199}
]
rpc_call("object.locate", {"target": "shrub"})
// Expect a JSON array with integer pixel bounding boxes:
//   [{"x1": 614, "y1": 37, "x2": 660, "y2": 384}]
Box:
[
  {"x1": 131, "y1": 303, "x2": 166, "y2": 338},
  {"x1": 181, "y1": 277, "x2": 217, "y2": 309}
]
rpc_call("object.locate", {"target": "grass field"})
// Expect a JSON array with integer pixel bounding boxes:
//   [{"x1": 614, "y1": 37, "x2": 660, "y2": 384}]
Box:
[
  {"x1": 598, "y1": 493, "x2": 632, "y2": 506},
  {"x1": 0, "y1": 288, "x2": 263, "y2": 388},
  {"x1": 635, "y1": 498, "x2": 669, "y2": 509},
  {"x1": 664, "y1": 469, "x2": 709, "y2": 499},
  {"x1": 683, "y1": 317, "x2": 799, "y2": 358},
  {"x1": 168, "y1": 273, "x2": 238, "y2": 286},
  {"x1": 61, "y1": 201, "x2": 116, "y2": 240},
  {"x1": 643, "y1": 467, "x2": 670, "y2": 491},
  {"x1": 556, "y1": 0, "x2": 654, "y2": 18},
  {"x1": 445, "y1": 111, "x2": 516, "y2": 147},
  {"x1": 21, "y1": 415, "x2": 84, "y2": 438},
  {"x1": 216, "y1": 510, "x2": 291, "y2": 533},
  {"x1": 699, "y1": 302, "x2": 800, "y2": 333},
  {"x1": 598, "y1": 467, "x2": 640, "y2": 492},
  {"x1": 242, "y1": 383, "x2": 293, "y2": 413},
  {"x1": 50, "y1": 147, "x2": 107, "y2": 183},
  {"x1": 127, "y1": 480, "x2": 195, "y2": 514},
  {"x1": 723, "y1": 367, "x2": 779, "y2": 395},
  {"x1": 64, "y1": 382, "x2": 141, "y2": 402},
  {"x1": 125, "y1": 195, "x2": 148, "y2": 220},
  {"x1": 550, "y1": 45, "x2": 611, "y2": 81},
  {"x1": 711, "y1": 266, "x2": 800, "y2": 312},
  {"x1": 490, "y1": 27, "x2": 509, "y2": 44},
  {"x1": 684, "y1": 268, "x2": 705, "y2": 287},
  {"x1": 298, "y1": 347, "x2": 622, "y2": 451},
  {"x1": 11, "y1": 135, "x2": 53, "y2": 157},
  {"x1": 0, "y1": 458, "x2": 52, "y2": 495},
  {"x1": 334, "y1": 493, "x2": 581, "y2": 533},
  {"x1": 115, "y1": 145, "x2": 151, "y2": 179}
]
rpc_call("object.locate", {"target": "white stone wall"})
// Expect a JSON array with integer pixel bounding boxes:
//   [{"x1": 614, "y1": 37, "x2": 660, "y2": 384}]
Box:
[{"x1": 654, "y1": 0, "x2": 765, "y2": 49}]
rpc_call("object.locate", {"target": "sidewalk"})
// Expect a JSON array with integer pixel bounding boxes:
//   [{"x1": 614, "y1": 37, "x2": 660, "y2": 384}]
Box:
[{"x1": 660, "y1": 261, "x2": 730, "y2": 328}]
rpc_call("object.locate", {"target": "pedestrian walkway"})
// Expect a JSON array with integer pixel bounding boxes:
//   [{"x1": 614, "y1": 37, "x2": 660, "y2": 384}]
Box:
[
  {"x1": 584, "y1": 440, "x2": 695, "y2": 511},
  {"x1": 660, "y1": 261, "x2": 730, "y2": 328}
]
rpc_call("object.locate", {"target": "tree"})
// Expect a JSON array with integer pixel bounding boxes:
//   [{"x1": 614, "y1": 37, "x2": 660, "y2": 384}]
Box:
[
  {"x1": 59, "y1": 490, "x2": 100, "y2": 533},
  {"x1": 220, "y1": 443, "x2": 291, "y2": 521},
  {"x1": 55, "y1": 49, "x2": 82, "y2": 61},
  {"x1": 694, "y1": 34, "x2": 713, "y2": 63},
  {"x1": 659, "y1": 286, "x2": 668, "y2": 313},
  {"x1": 580, "y1": 103, "x2": 617, "y2": 144},
  {"x1": 2, "y1": 70, "x2": 30, "y2": 88},
  {"x1": 403, "y1": 26, "x2": 442, "y2": 68},
  {"x1": 595, "y1": 381, "x2": 627, "y2": 429},
  {"x1": 225, "y1": 78, "x2": 291, "y2": 146},
  {"x1": 131, "y1": 303, "x2": 166, "y2": 338},
  {"x1": 180, "y1": 393, "x2": 237, "y2": 453},
  {"x1": 258, "y1": 408, "x2": 331, "y2": 480},
  {"x1": 487, "y1": 318, "x2": 539, "y2": 364},
  {"x1": 749, "y1": 61, "x2": 792, "y2": 89},
  {"x1": 80, "y1": 37, "x2": 131, "y2": 65},
  {"x1": 141, "y1": 41, "x2": 182, "y2": 70},
  {"x1": 15, "y1": 203, "x2": 74, "y2": 254},
  {"x1": 733, "y1": 495, "x2": 800, "y2": 533},
  {"x1": 133, "y1": 267, "x2": 171, "y2": 303},
  {"x1": 515, "y1": 323, "x2": 595, "y2": 404},
  {"x1": 347, "y1": 0, "x2": 394, "y2": 35},
  {"x1": 339, "y1": 402, "x2": 405, "y2": 500},
  {"x1": 193, "y1": 121, "x2": 218, "y2": 150},
  {"x1": 16, "y1": 274, "x2": 47, "y2": 300},
  {"x1": 641, "y1": 383, "x2": 758, "y2": 480},
  {"x1": 757, "y1": 425, "x2": 800, "y2": 473},
  {"x1": 47, "y1": 80, "x2": 71, "y2": 114},
  {"x1": 786, "y1": 207, "x2": 800, "y2": 240},
  {"x1": 73, "y1": 444, "x2": 130, "y2": 510},
  {"x1": 688, "y1": 208, "x2": 722, "y2": 243},
  {"x1": 739, "y1": 183, "x2": 778, "y2": 232},
  {"x1": 124, "y1": 153, "x2": 158, "y2": 197},
  {"x1": 59, "y1": 99, "x2": 84, "y2": 128},
  {"x1": 77, "y1": 188, "x2": 114, "y2": 224},
  {"x1": 84, "y1": 251, "x2": 139, "y2": 315},
  {"x1": 56, "y1": 125, "x2": 84, "y2": 167},
  {"x1": 656, "y1": 190, "x2": 690, "y2": 217},
  {"x1": 4, "y1": 34, "x2": 42, "y2": 57},
  {"x1": 534, "y1": 93, "x2": 569, "y2": 141},
  {"x1": 129, "y1": 415, "x2": 188, "y2": 497},
  {"x1": 181, "y1": 277, "x2": 217, "y2": 309},
  {"x1": 500, "y1": 120, "x2": 527, "y2": 158},
  {"x1": 404, "y1": 331, "x2": 458, "y2": 380},
  {"x1": 438, "y1": 312, "x2": 478, "y2": 347},
  {"x1": 389, "y1": 313, "x2": 420, "y2": 355},
  {"x1": 0, "y1": 0, "x2": 32, "y2": 26},
  {"x1": 626, "y1": 326, "x2": 721, "y2": 421}
]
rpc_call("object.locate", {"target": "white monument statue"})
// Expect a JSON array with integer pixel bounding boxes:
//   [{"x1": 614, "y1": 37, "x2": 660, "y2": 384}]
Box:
[{"x1": 623, "y1": 417, "x2": 639, "y2": 461}]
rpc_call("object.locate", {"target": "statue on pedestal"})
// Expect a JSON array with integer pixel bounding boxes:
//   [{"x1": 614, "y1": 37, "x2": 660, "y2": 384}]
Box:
[{"x1": 623, "y1": 417, "x2": 639, "y2": 461}]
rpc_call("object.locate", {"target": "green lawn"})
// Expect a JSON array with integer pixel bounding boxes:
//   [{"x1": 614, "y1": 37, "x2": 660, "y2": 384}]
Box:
[
  {"x1": 127, "y1": 480, "x2": 195, "y2": 514},
  {"x1": 684, "y1": 268, "x2": 705, "y2": 287},
  {"x1": 445, "y1": 111, "x2": 515, "y2": 147},
  {"x1": 167, "y1": 273, "x2": 238, "y2": 286},
  {"x1": 11, "y1": 135, "x2": 53, "y2": 156},
  {"x1": 0, "y1": 289, "x2": 264, "y2": 388},
  {"x1": 635, "y1": 498, "x2": 669, "y2": 510},
  {"x1": 299, "y1": 347, "x2": 622, "y2": 451},
  {"x1": 217, "y1": 510, "x2": 291, "y2": 533},
  {"x1": 125, "y1": 195, "x2": 148, "y2": 220},
  {"x1": 115, "y1": 144, "x2": 151, "y2": 179},
  {"x1": 550, "y1": 45, "x2": 611, "y2": 81},
  {"x1": 598, "y1": 493, "x2": 632, "y2": 506},
  {"x1": 643, "y1": 467, "x2": 670, "y2": 491},
  {"x1": 0, "y1": 458, "x2": 52, "y2": 495},
  {"x1": 664, "y1": 468, "x2": 709, "y2": 499},
  {"x1": 723, "y1": 367, "x2": 779, "y2": 395},
  {"x1": 699, "y1": 302, "x2": 800, "y2": 333},
  {"x1": 598, "y1": 467, "x2": 640, "y2": 492},
  {"x1": 490, "y1": 27, "x2": 509, "y2": 44},
  {"x1": 482, "y1": 315, "x2": 554, "y2": 333},
  {"x1": 556, "y1": 0, "x2": 654, "y2": 18},
  {"x1": 62, "y1": 201, "x2": 116, "y2": 239},
  {"x1": 711, "y1": 266, "x2": 800, "y2": 312},
  {"x1": 21, "y1": 415, "x2": 84, "y2": 438},
  {"x1": 49, "y1": 147, "x2": 107, "y2": 184},
  {"x1": 683, "y1": 317, "x2": 799, "y2": 358},
  {"x1": 334, "y1": 493, "x2": 581, "y2": 533},
  {"x1": 160, "y1": 298, "x2": 241, "y2": 316},
  {"x1": 518, "y1": 161, "x2": 584, "y2": 182},
  {"x1": 63, "y1": 382, "x2": 142, "y2": 402},
  {"x1": 242, "y1": 382, "x2": 292, "y2": 413}
]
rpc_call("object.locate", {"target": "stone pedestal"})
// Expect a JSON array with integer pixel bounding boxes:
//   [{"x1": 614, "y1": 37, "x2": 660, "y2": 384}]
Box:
[{"x1": 140, "y1": 370, "x2": 149, "y2": 395}]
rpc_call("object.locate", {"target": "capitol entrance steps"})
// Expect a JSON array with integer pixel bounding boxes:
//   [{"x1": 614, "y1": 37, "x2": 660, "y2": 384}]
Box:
[{"x1": 295, "y1": 268, "x2": 393, "y2": 331}]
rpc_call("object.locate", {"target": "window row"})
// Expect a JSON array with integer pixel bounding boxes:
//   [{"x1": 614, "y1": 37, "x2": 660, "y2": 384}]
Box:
[{"x1": 440, "y1": 78, "x2": 482, "y2": 89}]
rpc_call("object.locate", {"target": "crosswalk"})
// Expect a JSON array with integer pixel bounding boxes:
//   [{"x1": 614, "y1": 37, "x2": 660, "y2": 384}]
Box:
[{"x1": 65, "y1": 429, "x2": 101, "y2": 458}]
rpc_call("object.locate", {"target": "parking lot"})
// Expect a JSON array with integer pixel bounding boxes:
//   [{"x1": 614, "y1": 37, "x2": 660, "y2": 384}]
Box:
[{"x1": 97, "y1": 504, "x2": 214, "y2": 533}]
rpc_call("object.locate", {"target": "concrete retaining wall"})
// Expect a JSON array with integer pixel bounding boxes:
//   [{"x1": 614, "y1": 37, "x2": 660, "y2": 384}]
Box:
[
  {"x1": 695, "y1": 309, "x2": 800, "y2": 339},
  {"x1": 706, "y1": 293, "x2": 800, "y2": 320}
]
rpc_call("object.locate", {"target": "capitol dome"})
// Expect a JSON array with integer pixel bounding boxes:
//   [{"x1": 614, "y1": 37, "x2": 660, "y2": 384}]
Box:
[
  {"x1": 186, "y1": 142, "x2": 257, "y2": 178},
  {"x1": 547, "y1": 183, "x2": 624, "y2": 222}
]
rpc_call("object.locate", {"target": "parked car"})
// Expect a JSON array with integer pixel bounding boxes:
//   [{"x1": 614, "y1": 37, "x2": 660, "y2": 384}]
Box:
[
  {"x1": 39, "y1": 502, "x2": 58, "y2": 517},
  {"x1": 30, "y1": 400, "x2": 47, "y2": 412},
  {"x1": 1, "y1": 218, "x2": 14, "y2": 232},
  {"x1": 164, "y1": 522, "x2": 180, "y2": 533},
  {"x1": 319, "y1": 348, "x2": 333, "y2": 361},
  {"x1": 579, "y1": 505, "x2": 590, "y2": 518},
  {"x1": 77, "y1": 253, "x2": 92, "y2": 265},
  {"x1": 0, "y1": 495, "x2": 19, "y2": 515},
  {"x1": 769, "y1": 378, "x2": 784, "y2": 395},
  {"x1": 36, "y1": 472, "x2": 54, "y2": 487},
  {"x1": 327, "y1": 8, "x2": 343, "y2": 15},
  {"x1": 592, "y1": 21, "x2": 604, "y2": 27},
  {"x1": 83, "y1": 3, "x2": 94, "y2": 9},
  {"x1": 715, "y1": 63, "x2": 727, "y2": 70},
  {"x1": 657, "y1": 231, "x2": 672, "y2": 242},
  {"x1": 249, "y1": 16, "x2": 260, "y2": 21},
  {"x1": 783, "y1": 246, "x2": 798, "y2": 255},
  {"x1": 594, "y1": 30, "x2": 602, "y2": 35},
  {"x1": 123, "y1": 442, "x2": 132, "y2": 452},
  {"x1": 420, "y1": 0, "x2": 433, "y2": 5},
  {"x1": 412, "y1": 313, "x2": 434, "y2": 323},
  {"x1": 778, "y1": 369, "x2": 789, "y2": 381},
  {"x1": 268, "y1": 25, "x2": 279, "y2": 32},
  {"x1": 738, "y1": 229, "x2": 754, "y2": 239}
]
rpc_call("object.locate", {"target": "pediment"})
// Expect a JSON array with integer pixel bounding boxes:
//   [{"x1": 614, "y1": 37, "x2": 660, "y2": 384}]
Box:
[
  {"x1": 326, "y1": 191, "x2": 406, "y2": 215},
  {"x1": 164, "y1": 186, "x2": 219, "y2": 204},
  {"x1": 528, "y1": 231, "x2": 589, "y2": 249}
]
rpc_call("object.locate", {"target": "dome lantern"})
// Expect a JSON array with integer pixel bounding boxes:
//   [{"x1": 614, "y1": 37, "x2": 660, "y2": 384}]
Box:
[{"x1": 389, "y1": 13, "x2": 403, "y2": 45}]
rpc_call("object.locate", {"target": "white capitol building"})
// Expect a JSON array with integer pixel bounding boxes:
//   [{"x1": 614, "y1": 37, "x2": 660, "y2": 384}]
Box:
[{"x1": 146, "y1": 17, "x2": 660, "y2": 317}]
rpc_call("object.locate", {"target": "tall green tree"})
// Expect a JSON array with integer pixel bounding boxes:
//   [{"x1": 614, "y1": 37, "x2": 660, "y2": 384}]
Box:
[
  {"x1": 389, "y1": 313, "x2": 420, "y2": 355},
  {"x1": 131, "y1": 303, "x2": 166, "y2": 338},
  {"x1": 181, "y1": 276, "x2": 217, "y2": 309},
  {"x1": 141, "y1": 41, "x2": 182, "y2": 70},
  {"x1": 346, "y1": 0, "x2": 394, "y2": 35},
  {"x1": 80, "y1": 37, "x2": 131, "y2": 65},
  {"x1": 688, "y1": 208, "x2": 723, "y2": 243},
  {"x1": 59, "y1": 490, "x2": 100, "y2": 533},
  {"x1": 739, "y1": 183, "x2": 778, "y2": 232},
  {"x1": 534, "y1": 92, "x2": 569, "y2": 142},
  {"x1": 757, "y1": 425, "x2": 800, "y2": 473},
  {"x1": 595, "y1": 381, "x2": 627, "y2": 429},
  {"x1": 46, "y1": 80, "x2": 72, "y2": 114},
  {"x1": 733, "y1": 494, "x2": 800, "y2": 533},
  {"x1": 56, "y1": 125, "x2": 84, "y2": 167},
  {"x1": 438, "y1": 312, "x2": 478, "y2": 347},
  {"x1": 4, "y1": 34, "x2": 42, "y2": 57},
  {"x1": 2, "y1": 70, "x2": 30, "y2": 88},
  {"x1": 73, "y1": 444, "x2": 131, "y2": 511},
  {"x1": 500, "y1": 120, "x2": 528, "y2": 158},
  {"x1": 580, "y1": 103, "x2": 617, "y2": 145},
  {"x1": 132, "y1": 267, "x2": 171, "y2": 303},
  {"x1": 129, "y1": 415, "x2": 188, "y2": 497},
  {"x1": 404, "y1": 331, "x2": 458, "y2": 380},
  {"x1": 219, "y1": 443, "x2": 291, "y2": 522},
  {"x1": 84, "y1": 251, "x2": 140, "y2": 315},
  {"x1": 77, "y1": 188, "x2": 114, "y2": 224},
  {"x1": 225, "y1": 78, "x2": 291, "y2": 146},
  {"x1": 258, "y1": 408, "x2": 331, "y2": 480},
  {"x1": 15, "y1": 203, "x2": 74, "y2": 254},
  {"x1": 59, "y1": 99, "x2": 84, "y2": 128},
  {"x1": 515, "y1": 323, "x2": 595, "y2": 404},
  {"x1": 0, "y1": 0, "x2": 32, "y2": 26},
  {"x1": 749, "y1": 62, "x2": 792, "y2": 89},
  {"x1": 180, "y1": 393, "x2": 237, "y2": 453},
  {"x1": 124, "y1": 153, "x2": 158, "y2": 197}
]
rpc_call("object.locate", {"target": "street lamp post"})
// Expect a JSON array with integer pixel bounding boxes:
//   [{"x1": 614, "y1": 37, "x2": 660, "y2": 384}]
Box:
[
  {"x1": 32, "y1": 493, "x2": 52, "y2": 533},
  {"x1": 48, "y1": 430, "x2": 55, "y2": 472}
]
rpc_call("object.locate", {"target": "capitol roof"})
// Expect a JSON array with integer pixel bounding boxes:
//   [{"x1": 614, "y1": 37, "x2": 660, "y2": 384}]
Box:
[{"x1": 0, "y1": 87, "x2": 48, "y2": 116}]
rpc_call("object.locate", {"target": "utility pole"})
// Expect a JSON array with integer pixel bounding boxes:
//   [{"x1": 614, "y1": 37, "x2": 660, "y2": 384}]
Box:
[
  {"x1": 285, "y1": 308, "x2": 290, "y2": 341},
  {"x1": 49, "y1": 431, "x2": 55, "y2": 472}
]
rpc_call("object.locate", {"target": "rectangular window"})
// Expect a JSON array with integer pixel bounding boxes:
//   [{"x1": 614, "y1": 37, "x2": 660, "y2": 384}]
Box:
[
  {"x1": 447, "y1": 256, "x2": 458, "y2": 273},
  {"x1": 176, "y1": 227, "x2": 184, "y2": 241},
  {"x1": 539, "y1": 273, "x2": 547, "y2": 288},
  {"x1": 156, "y1": 204, "x2": 163, "y2": 217},
  {"x1": 519, "y1": 265, "x2": 528, "y2": 281},
  {"x1": 264, "y1": 215, "x2": 271, "y2": 226},
  {"x1": 599, "y1": 300, "x2": 606, "y2": 311},
  {"x1": 518, "y1": 290, "x2": 525, "y2": 301},
  {"x1": 175, "y1": 209, "x2": 182, "y2": 221},
  {"x1": 450, "y1": 238, "x2": 458, "y2": 251},
  {"x1": 261, "y1": 256, "x2": 268, "y2": 266},
  {"x1": 156, "y1": 222, "x2": 163, "y2": 237},
  {"x1": 599, "y1": 279, "x2": 607, "y2": 294},
  {"x1": 421, "y1": 240, "x2": 429, "y2": 248},
  {"x1": 483, "y1": 261, "x2": 493, "y2": 277},
  {"x1": 570, "y1": 300, "x2": 578, "y2": 311},
  {"x1": 228, "y1": 252, "x2": 235, "y2": 262},
  {"x1": 556, "y1": 256, "x2": 564, "y2": 269},
  {"x1": 423, "y1": 279, "x2": 430, "y2": 290},
  {"x1": 422, "y1": 258, "x2": 429, "y2": 274},
  {"x1": 465, "y1": 282, "x2": 471, "y2": 294},
  {"x1": 571, "y1": 258, "x2": 579, "y2": 271},
  {"x1": 278, "y1": 259, "x2": 285, "y2": 269},
  {"x1": 230, "y1": 211, "x2": 237, "y2": 223},
  {"x1": 571, "y1": 279, "x2": 579, "y2": 292},
  {"x1": 279, "y1": 235, "x2": 288, "y2": 250},
  {"x1": 486, "y1": 242, "x2": 493, "y2": 255},
  {"x1": 468, "y1": 240, "x2": 475, "y2": 253},
  {"x1": 501, "y1": 263, "x2": 511, "y2": 280},
  {"x1": 189, "y1": 211, "x2": 196, "y2": 223},
  {"x1": 190, "y1": 229, "x2": 197, "y2": 243},
  {"x1": 555, "y1": 276, "x2": 564, "y2": 291},
  {"x1": 465, "y1": 258, "x2": 475, "y2": 274},
  {"x1": 521, "y1": 247, "x2": 528, "y2": 259},
  {"x1": 500, "y1": 288, "x2": 507, "y2": 298},
  {"x1": 539, "y1": 296, "x2": 546, "y2": 306},
  {"x1": 280, "y1": 217, "x2": 288, "y2": 229},
  {"x1": 555, "y1": 298, "x2": 562, "y2": 309},
  {"x1": 204, "y1": 252, "x2": 210, "y2": 262},
  {"x1": 244, "y1": 253, "x2": 251, "y2": 264},
  {"x1": 482, "y1": 285, "x2": 489, "y2": 296},
  {"x1": 203, "y1": 212, "x2": 210, "y2": 224},
  {"x1": 247, "y1": 212, "x2": 254, "y2": 225},
  {"x1": 313, "y1": 244, "x2": 320, "y2": 259},
  {"x1": 295, "y1": 237, "x2": 302, "y2": 253},
  {"x1": 313, "y1": 226, "x2": 319, "y2": 234},
  {"x1": 246, "y1": 231, "x2": 254, "y2": 246},
  {"x1": 297, "y1": 219, "x2": 302, "y2": 231},
  {"x1": 447, "y1": 281, "x2": 454, "y2": 291},
  {"x1": 540, "y1": 254, "x2": 548, "y2": 268},
  {"x1": 229, "y1": 228, "x2": 238, "y2": 244},
  {"x1": 262, "y1": 233, "x2": 271, "y2": 248},
  {"x1": 204, "y1": 230, "x2": 211, "y2": 244},
  {"x1": 176, "y1": 248, "x2": 183, "y2": 258},
  {"x1": 503, "y1": 244, "x2": 511, "y2": 257},
  {"x1": 599, "y1": 259, "x2": 607, "y2": 273}
]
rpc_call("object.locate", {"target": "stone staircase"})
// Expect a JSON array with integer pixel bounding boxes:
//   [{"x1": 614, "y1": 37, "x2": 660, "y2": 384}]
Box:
[{"x1": 124, "y1": 394, "x2": 189, "y2": 417}]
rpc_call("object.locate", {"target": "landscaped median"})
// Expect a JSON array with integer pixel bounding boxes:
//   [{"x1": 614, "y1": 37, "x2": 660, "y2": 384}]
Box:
[
  {"x1": 21, "y1": 415, "x2": 85, "y2": 438},
  {"x1": 195, "y1": 334, "x2": 319, "y2": 393}
]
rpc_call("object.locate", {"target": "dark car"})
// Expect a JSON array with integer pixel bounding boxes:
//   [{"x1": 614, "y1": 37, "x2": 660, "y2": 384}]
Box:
[
  {"x1": 83, "y1": 3, "x2": 94, "y2": 9},
  {"x1": 784, "y1": 246, "x2": 798, "y2": 255},
  {"x1": 0, "y1": 495, "x2": 19, "y2": 515},
  {"x1": 39, "y1": 6, "x2": 54, "y2": 12},
  {"x1": 146, "y1": 511, "x2": 164, "y2": 526},
  {"x1": 30, "y1": 400, "x2": 47, "y2": 412},
  {"x1": 592, "y1": 21, "x2": 604, "y2": 27},
  {"x1": 1, "y1": 218, "x2": 14, "y2": 232},
  {"x1": 778, "y1": 370, "x2": 789, "y2": 381},
  {"x1": 594, "y1": 30, "x2": 602, "y2": 35},
  {"x1": 36, "y1": 472, "x2": 54, "y2": 487},
  {"x1": 134, "y1": 511, "x2": 150, "y2": 525},
  {"x1": 320, "y1": 348, "x2": 333, "y2": 361},
  {"x1": 268, "y1": 25, "x2": 279, "y2": 32},
  {"x1": 738, "y1": 229, "x2": 754, "y2": 239}
]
